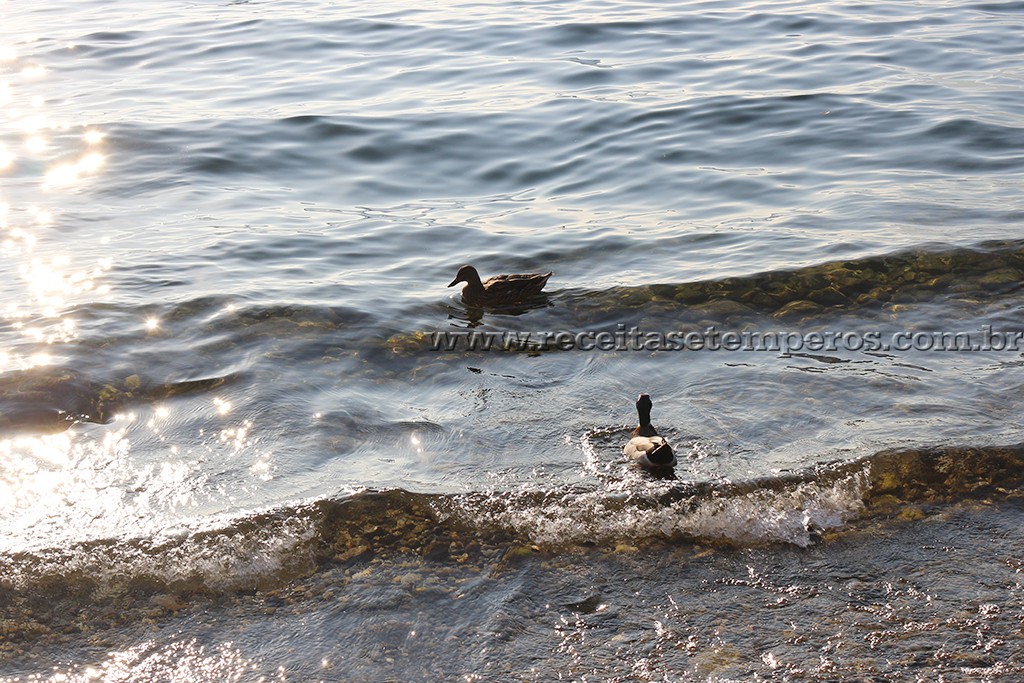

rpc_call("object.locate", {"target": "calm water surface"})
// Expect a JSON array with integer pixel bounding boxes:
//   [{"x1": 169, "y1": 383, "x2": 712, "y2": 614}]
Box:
[{"x1": 2, "y1": 0, "x2": 1024, "y2": 680}]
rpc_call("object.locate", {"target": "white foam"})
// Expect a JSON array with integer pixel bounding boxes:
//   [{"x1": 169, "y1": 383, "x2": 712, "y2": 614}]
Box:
[
  {"x1": 0, "y1": 504, "x2": 322, "y2": 593},
  {"x1": 452, "y1": 463, "x2": 870, "y2": 548}
]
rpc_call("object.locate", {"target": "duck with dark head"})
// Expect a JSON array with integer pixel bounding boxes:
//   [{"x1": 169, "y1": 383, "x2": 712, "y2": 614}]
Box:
[
  {"x1": 624, "y1": 393, "x2": 676, "y2": 469},
  {"x1": 448, "y1": 264, "x2": 552, "y2": 307}
]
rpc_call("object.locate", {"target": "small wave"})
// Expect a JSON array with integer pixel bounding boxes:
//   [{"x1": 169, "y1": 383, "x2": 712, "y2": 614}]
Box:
[
  {"x1": 388, "y1": 238, "x2": 1024, "y2": 355},
  {"x1": 4, "y1": 443, "x2": 1023, "y2": 606},
  {"x1": 0, "y1": 366, "x2": 237, "y2": 434},
  {"x1": 445, "y1": 462, "x2": 869, "y2": 549},
  {"x1": 562, "y1": 238, "x2": 1024, "y2": 320}
]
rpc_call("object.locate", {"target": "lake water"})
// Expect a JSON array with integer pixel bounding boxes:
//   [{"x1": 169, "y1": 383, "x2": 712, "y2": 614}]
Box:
[{"x1": 3, "y1": 0, "x2": 1024, "y2": 680}]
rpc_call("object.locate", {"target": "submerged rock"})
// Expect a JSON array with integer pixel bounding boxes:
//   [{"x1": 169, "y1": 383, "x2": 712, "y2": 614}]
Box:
[{"x1": 772, "y1": 300, "x2": 823, "y2": 320}]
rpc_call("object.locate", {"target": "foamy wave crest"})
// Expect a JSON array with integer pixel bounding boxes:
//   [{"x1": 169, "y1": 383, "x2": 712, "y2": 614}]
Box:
[
  {"x1": 672, "y1": 467, "x2": 869, "y2": 547},
  {"x1": 0, "y1": 505, "x2": 323, "y2": 595},
  {"x1": 447, "y1": 463, "x2": 870, "y2": 548}
]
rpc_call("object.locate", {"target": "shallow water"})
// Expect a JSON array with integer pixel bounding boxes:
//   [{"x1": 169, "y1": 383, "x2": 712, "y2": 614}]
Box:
[{"x1": 3, "y1": 0, "x2": 1024, "y2": 679}]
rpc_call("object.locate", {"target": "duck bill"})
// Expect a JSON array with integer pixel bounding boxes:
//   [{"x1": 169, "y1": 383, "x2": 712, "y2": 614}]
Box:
[{"x1": 447, "y1": 278, "x2": 461, "y2": 287}]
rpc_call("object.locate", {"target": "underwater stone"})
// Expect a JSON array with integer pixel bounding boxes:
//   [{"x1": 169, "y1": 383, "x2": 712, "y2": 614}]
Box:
[
  {"x1": 690, "y1": 299, "x2": 756, "y2": 319},
  {"x1": 898, "y1": 506, "x2": 926, "y2": 521},
  {"x1": 866, "y1": 286, "x2": 893, "y2": 302},
  {"x1": 890, "y1": 289, "x2": 922, "y2": 304},
  {"x1": 772, "y1": 300, "x2": 823, "y2": 320},
  {"x1": 747, "y1": 292, "x2": 779, "y2": 309},
  {"x1": 978, "y1": 268, "x2": 1020, "y2": 288},
  {"x1": 924, "y1": 274, "x2": 955, "y2": 288},
  {"x1": 807, "y1": 287, "x2": 851, "y2": 307}
]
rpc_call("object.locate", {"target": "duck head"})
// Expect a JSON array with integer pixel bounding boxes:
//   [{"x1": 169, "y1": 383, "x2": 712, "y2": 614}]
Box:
[{"x1": 448, "y1": 265, "x2": 482, "y2": 288}]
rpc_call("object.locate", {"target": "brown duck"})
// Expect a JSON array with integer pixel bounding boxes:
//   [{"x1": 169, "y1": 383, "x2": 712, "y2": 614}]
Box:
[
  {"x1": 623, "y1": 394, "x2": 676, "y2": 468},
  {"x1": 448, "y1": 264, "x2": 553, "y2": 306}
]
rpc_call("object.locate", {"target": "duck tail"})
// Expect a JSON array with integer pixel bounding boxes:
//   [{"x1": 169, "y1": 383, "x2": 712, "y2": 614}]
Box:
[{"x1": 646, "y1": 442, "x2": 675, "y2": 467}]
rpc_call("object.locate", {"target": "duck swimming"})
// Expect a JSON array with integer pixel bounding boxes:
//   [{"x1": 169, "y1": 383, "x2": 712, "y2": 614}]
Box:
[
  {"x1": 448, "y1": 264, "x2": 552, "y2": 306},
  {"x1": 624, "y1": 394, "x2": 676, "y2": 468}
]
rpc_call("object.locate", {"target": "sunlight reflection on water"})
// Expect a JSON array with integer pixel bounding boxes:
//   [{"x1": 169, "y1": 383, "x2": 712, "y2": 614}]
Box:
[
  {"x1": 1, "y1": 57, "x2": 115, "y2": 371},
  {"x1": 0, "y1": 408, "x2": 215, "y2": 554},
  {"x1": 0, "y1": 639, "x2": 271, "y2": 683}
]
